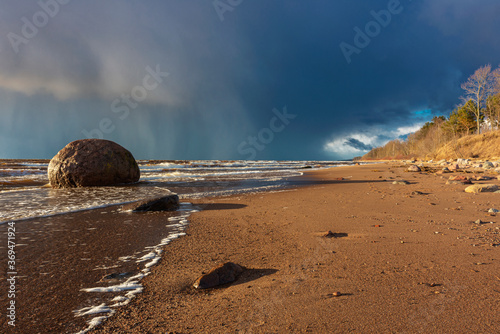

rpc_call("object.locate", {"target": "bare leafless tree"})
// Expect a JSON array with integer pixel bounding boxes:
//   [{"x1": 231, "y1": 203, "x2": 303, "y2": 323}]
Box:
[
  {"x1": 485, "y1": 66, "x2": 500, "y2": 130},
  {"x1": 494, "y1": 66, "x2": 500, "y2": 92},
  {"x1": 460, "y1": 64, "x2": 497, "y2": 134}
]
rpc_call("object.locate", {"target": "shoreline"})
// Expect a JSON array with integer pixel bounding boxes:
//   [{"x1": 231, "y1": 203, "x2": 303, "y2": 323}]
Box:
[
  {"x1": 0, "y1": 164, "x2": 322, "y2": 334},
  {"x1": 91, "y1": 162, "x2": 500, "y2": 333},
  {"x1": 2, "y1": 162, "x2": 499, "y2": 333}
]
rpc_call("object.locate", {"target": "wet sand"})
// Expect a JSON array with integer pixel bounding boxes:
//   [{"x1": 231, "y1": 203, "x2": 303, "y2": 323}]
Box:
[
  {"x1": 2, "y1": 163, "x2": 500, "y2": 333},
  {"x1": 91, "y1": 163, "x2": 500, "y2": 333},
  {"x1": 0, "y1": 205, "x2": 189, "y2": 333}
]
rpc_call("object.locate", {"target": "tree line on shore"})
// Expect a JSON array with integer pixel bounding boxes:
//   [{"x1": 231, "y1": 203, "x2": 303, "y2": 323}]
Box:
[{"x1": 363, "y1": 64, "x2": 500, "y2": 160}]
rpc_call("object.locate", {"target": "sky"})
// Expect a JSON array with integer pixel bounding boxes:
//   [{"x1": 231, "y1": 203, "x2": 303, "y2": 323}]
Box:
[{"x1": 1, "y1": 0, "x2": 500, "y2": 161}]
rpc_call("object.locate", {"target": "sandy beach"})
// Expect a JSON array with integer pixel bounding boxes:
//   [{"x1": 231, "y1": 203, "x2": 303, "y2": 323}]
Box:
[{"x1": 85, "y1": 163, "x2": 500, "y2": 333}]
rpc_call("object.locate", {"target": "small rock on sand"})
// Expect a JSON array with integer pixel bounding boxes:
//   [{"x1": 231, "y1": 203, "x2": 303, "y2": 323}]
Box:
[
  {"x1": 321, "y1": 231, "x2": 348, "y2": 238},
  {"x1": 483, "y1": 162, "x2": 494, "y2": 169},
  {"x1": 446, "y1": 180, "x2": 472, "y2": 185},
  {"x1": 393, "y1": 180, "x2": 409, "y2": 185},
  {"x1": 474, "y1": 176, "x2": 493, "y2": 181},
  {"x1": 407, "y1": 165, "x2": 421, "y2": 172},
  {"x1": 193, "y1": 262, "x2": 244, "y2": 289},
  {"x1": 449, "y1": 175, "x2": 470, "y2": 181},
  {"x1": 464, "y1": 184, "x2": 499, "y2": 193}
]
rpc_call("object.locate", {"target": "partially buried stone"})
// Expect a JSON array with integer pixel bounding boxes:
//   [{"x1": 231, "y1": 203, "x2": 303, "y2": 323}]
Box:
[
  {"x1": 322, "y1": 231, "x2": 348, "y2": 238},
  {"x1": 48, "y1": 139, "x2": 140, "y2": 188},
  {"x1": 446, "y1": 179, "x2": 472, "y2": 185},
  {"x1": 122, "y1": 195, "x2": 179, "y2": 212},
  {"x1": 393, "y1": 180, "x2": 409, "y2": 185},
  {"x1": 193, "y1": 262, "x2": 244, "y2": 289}
]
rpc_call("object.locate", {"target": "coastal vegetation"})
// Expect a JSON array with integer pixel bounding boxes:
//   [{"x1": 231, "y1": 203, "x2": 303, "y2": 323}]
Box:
[{"x1": 363, "y1": 64, "x2": 500, "y2": 160}]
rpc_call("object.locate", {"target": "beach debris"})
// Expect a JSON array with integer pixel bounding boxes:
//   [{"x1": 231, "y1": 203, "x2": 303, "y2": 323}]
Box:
[
  {"x1": 193, "y1": 262, "x2": 244, "y2": 289},
  {"x1": 474, "y1": 219, "x2": 486, "y2": 225},
  {"x1": 465, "y1": 184, "x2": 499, "y2": 193},
  {"x1": 321, "y1": 231, "x2": 348, "y2": 238},
  {"x1": 121, "y1": 195, "x2": 180, "y2": 212},
  {"x1": 407, "y1": 165, "x2": 421, "y2": 172},
  {"x1": 488, "y1": 208, "x2": 499, "y2": 214},
  {"x1": 48, "y1": 139, "x2": 140, "y2": 188},
  {"x1": 392, "y1": 180, "x2": 409, "y2": 185}
]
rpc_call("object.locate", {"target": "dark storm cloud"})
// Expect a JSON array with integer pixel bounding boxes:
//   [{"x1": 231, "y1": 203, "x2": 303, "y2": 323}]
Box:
[
  {"x1": 345, "y1": 138, "x2": 373, "y2": 151},
  {"x1": 1, "y1": 1, "x2": 500, "y2": 159}
]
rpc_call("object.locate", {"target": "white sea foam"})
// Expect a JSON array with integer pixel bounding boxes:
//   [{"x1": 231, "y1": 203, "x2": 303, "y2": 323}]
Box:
[
  {"x1": 74, "y1": 203, "x2": 196, "y2": 334},
  {"x1": 74, "y1": 303, "x2": 113, "y2": 317}
]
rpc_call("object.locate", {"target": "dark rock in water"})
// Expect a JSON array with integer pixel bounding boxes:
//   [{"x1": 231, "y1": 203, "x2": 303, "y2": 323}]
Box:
[
  {"x1": 48, "y1": 139, "x2": 140, "y2": 188},
  {"x1": 122, "y1": 195, "x2": 179, "y2": 212},
  {"x1": 193, "y1": 262, "x2": 244, "y2": 289}
]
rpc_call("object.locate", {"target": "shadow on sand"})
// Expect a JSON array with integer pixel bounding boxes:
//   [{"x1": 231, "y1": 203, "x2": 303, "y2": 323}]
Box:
[{"x1": 193, "y1": 203, "x2": 247, "y2": 211}]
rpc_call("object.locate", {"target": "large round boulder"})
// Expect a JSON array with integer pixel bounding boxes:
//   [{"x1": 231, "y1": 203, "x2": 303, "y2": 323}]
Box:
[{"x1": 48, "y1": 139, "x2": 140, "y2": 188}]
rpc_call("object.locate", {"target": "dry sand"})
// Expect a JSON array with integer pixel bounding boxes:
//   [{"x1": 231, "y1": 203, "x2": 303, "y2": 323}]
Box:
[{"x1": 87, "y1": 163, "x2": 500, "y2": 333}]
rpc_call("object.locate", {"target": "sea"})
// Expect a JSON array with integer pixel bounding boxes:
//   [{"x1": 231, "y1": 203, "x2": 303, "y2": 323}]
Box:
[{"x1": 0, "y1": 159, "x2": 354, "y2": 333}]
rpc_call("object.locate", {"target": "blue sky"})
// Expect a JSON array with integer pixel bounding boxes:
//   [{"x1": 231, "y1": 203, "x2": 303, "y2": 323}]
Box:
[{"x1": 1, "y1": 0, "x2": 500, "y2": 160}]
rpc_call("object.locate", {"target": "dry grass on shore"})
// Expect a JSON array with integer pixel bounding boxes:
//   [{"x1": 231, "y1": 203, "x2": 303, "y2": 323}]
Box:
[{"x1": 434, "y1": 131, "x2": 500, "y2": 160}]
